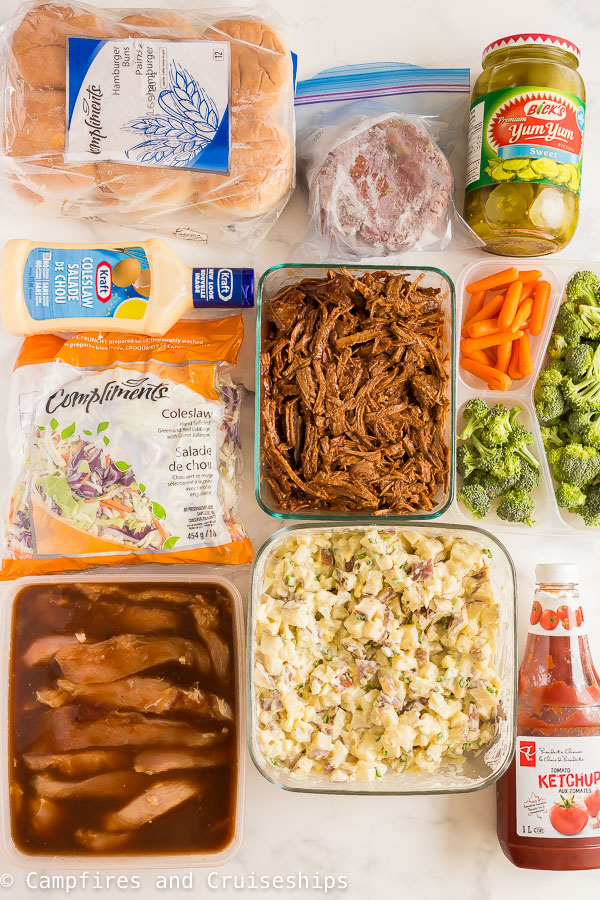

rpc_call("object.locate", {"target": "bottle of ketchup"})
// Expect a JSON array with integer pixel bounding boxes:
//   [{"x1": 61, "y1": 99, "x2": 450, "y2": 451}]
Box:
[{"x1": 497, "y1": 563, "x2": 600, "y2": 869}]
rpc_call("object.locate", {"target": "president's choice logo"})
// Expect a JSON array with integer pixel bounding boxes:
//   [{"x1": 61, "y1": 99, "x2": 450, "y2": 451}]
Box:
[{"x1": 520, "y1": 740, "x2": 537, "y2": 768}]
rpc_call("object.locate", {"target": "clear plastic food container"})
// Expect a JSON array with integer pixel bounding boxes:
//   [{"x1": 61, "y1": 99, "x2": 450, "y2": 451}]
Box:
[
  {"x1": 453, "y1": 258, "x2": 600, "y2": 533},
  {"x1": 0, "y1": 573, "x2": 245, "y2": 869},
  {"x1": 255, "y1": 263, "x2": 456, "y2": 521},
  {"x1": 247, "y1": 521, "x2": 517, "y2": 795}
]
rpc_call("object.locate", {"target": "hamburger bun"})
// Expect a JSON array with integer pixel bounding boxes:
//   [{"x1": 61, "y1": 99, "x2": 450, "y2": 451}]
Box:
[
  {"x1": 193, "y1": 109, "x2": 293, "y2": 218},
  {"x1": 119, "y1": 12, "x2": 199, "y2": 38},
  {"x1": 11, "y1": 3, "x2": 114, "y2": 90},
  {"x1": 202, "y1": 19, "x2": 291, "y2": 110},
  {"x1": 94, "y1": 160, "x2": 195, "y2": 210}
]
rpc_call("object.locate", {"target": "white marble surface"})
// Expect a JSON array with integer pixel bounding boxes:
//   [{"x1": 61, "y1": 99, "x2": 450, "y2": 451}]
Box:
[{"x1": 0, "y1": 0, "x2": 600, "y2": 897}]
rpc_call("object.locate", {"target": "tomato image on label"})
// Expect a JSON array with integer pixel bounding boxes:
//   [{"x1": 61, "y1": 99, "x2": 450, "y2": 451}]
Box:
[
  {"x1": 584, "y1": 790, "x2": 600, "y2": 818},
  {"x1": 530, "y1": 600, "x2": 543, "y2": 625},
  {"x1": 557, "y1": 604, "x2": 576, "y2": 629},
  {"x1": 540, "y1": 608, "x2": 559, "y2": 630},
  {"x1": 549, "y1": 794, "x2": 589, "y2": 836},
  {"x1": 576, "y1": 605, "x2": 585, "y2": 627}
]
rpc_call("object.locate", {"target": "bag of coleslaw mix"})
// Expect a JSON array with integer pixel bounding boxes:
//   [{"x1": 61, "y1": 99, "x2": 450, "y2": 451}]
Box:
[{"x1": 2, "y1": 316, "x2": 252, "y2": 579}]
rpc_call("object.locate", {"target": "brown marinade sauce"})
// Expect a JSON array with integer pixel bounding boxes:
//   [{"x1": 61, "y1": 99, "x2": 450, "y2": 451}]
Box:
[{"x1": 9, "y1": 582, "x2": 237, "y2": 856}]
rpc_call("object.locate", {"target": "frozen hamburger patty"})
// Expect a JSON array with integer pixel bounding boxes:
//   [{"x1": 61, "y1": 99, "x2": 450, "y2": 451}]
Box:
[{"x1": 312, "y1": 116, "x2": 453, "y2": 254}]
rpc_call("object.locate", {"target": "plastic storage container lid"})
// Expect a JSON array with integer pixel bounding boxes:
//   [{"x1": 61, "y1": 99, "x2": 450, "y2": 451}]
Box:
[
  {"x1": 536, "y1": 562, "x2": 578, "y2": 583},
  {"x1": 482, "y1": 34, "x2": 581, "y2": 63}
]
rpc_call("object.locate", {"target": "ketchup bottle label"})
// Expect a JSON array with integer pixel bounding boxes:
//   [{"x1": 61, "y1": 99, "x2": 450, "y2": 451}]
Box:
[
  {"x1": 528, "y1": 597, "x2": 586, "y2": 635},
  {"x1": 516, "y1": 736, "x2": 600, "y2": 838}
]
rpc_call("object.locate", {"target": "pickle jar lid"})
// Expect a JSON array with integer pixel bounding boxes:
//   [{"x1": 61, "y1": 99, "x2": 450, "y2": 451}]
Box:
[
  {"x1": 482, "y1": 33, "x2": 581, "y2": 64},
  {"x1": 536, "y1": 563, "x2": 578, "y2": 584}
]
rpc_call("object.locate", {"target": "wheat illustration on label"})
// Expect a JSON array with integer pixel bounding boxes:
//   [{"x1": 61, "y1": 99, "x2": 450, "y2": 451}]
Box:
[{"x1": 124, "y1": 62, "x2": 220, "y2": 167}]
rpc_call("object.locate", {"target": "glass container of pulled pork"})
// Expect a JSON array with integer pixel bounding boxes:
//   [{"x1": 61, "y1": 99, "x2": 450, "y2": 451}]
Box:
[{"x1": 256, "y1": 265, "x2": 456, "y2": 521}]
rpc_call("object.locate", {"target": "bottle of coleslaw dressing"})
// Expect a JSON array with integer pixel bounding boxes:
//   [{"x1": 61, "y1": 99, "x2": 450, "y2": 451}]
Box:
[
  {"x1": 0, "y1": 238, "x2": 253, "y2": 336},
  {"x1": 497, "y1": 563, "x2": 600, "y2": 870}
]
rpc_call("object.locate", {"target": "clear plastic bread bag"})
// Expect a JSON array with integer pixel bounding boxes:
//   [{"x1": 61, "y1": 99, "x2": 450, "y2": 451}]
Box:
[
  {"x1": 295, "y1": 63, "x2": 482, "y2": 261},
  {"x1": 0, "y1": 1, "x2": 296, "y2": 247}
]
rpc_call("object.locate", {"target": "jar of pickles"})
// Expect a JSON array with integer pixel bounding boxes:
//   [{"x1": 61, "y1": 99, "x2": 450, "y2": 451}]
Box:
[{"x1": 464, "y1": 34, "x2": 585, "y2": 256}]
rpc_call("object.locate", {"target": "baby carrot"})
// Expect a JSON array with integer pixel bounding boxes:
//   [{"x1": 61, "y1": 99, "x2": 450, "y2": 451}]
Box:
[
  {"x1": 529, "y1": 280, "x2": 551, "y2": 336},
  {"x1": 460, "y1": 357, "x2": 512, "y2": 391},
  {"x1": 518, "y1": 281, "x2": 537, "y2": 303},
  {"x1": 461, "y1": 330, "x2": 523, "y2": 354},
  {"x1": 518, "y1": 333, "x2": 534, "y2": 375},
  {"x1": 511, "y1": 298, "x2": 533, "y2": 333},
  {"x1": 466, "y1": 267, "x2": 519, "y2": 294},
  {"x1": 463, "y1": 292, "x2": 505, "y2": 333},
  {"x1": 463, "y1": 347, "x2": 495, "y2": 366},
  {"x1": 518, "y1": 270, "x2": 543, "y2": 284},
  {"x1": 496, "y1": 341, "x2": 512, "y2": 374},
  {"x1": 467, "y1": 317, "x2": 500, "y2": 339},
  {"x1": 508, "y1": 343, "x2": 523, "y2": 381},
  {"x1": 497, "y1": 280, "x2": 523, "y2": 330},
  {"x1": 463, "y1": 289, "x2": 486, "y2": 327}
]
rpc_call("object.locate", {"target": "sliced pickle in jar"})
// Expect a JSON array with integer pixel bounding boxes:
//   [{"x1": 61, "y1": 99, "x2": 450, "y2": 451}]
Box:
[
  {"x1": 528, "y1": 186, "x2": 576, "y2": 232},
  {"x1": 502, "y1": 158, "x2": 532, "y2": 172},
  {"x1": 485, "y1": 183, "x2": 533, "y2": 225},
  {"x1": 531, "y1": 158, "x2": 561, "y2": 179}
]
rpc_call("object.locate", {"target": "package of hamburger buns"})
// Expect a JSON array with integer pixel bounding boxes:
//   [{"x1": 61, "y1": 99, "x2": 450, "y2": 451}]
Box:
[
  {"x1": 295, "y1": 62, "x2": 481, "y2": 261},
  {"x1": 0, "y1": 1, "x2": 296, "y2": 247}
]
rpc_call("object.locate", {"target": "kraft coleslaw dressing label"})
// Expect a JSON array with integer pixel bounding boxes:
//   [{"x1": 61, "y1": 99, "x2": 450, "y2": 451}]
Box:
[
  {"x1": 515, "y1": 736, "x2": 600, "y2": 839},
  {"x1": 23, "y1": 246, "x2": 151, "y2": 321},
  {"x1": 192, "y1": 267, "x2": 254, "y2": 308},
  {"x1": 466, "y1": 86, "x2": 585, "y2": 194},
  {"x1": 66, "y1": 37, "x2": 230, "y2": 173}
]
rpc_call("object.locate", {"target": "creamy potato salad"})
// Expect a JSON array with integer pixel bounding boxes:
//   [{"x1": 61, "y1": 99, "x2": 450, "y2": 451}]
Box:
[{"x1": 254, "y1": 528, "x2": 502, "y2": 782}]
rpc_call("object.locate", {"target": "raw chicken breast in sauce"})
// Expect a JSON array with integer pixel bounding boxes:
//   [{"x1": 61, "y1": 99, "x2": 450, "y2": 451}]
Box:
[{"x1": 9, "y1": 581, "x2": 237, "y2": 856}]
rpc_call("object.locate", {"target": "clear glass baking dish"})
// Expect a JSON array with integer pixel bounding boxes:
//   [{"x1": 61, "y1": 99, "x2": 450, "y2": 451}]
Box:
[
  {"x1": 0, "y1": 573, "x2": 245, "y2": 869},
  {"x1": 255, "y1": 263, "x2": 456, "y2": 521},
  {"x1": 247, "y1": 521, "x2": 517, "y2": 795}
]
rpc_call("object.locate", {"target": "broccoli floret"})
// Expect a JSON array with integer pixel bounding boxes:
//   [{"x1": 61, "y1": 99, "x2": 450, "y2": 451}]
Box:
[
  {"x1": 566, "y1": 270, "x2": 600, "y2": 307},
  {"x1": 542, "y1": 420, "x2": 580, "y2": 451},
  {"x1": 546, "y1": 332, "x2": 570, "y2": 359},
  {"x1": 506, "y1": 422, "x2": 540, "y2": 470},
  {"x1": 457, "y1": 483, "x2": 490, "y2": 520},
  {"x1": 456, "y1": 443, "x2": 480, "y2": 479},
  {"x1": 547, "y1": 447, "x2": 563, "y2": 478},
  {"x1": 547, "y1": 359, "x2": 567, "y2": 377},
  {"x1": 581, "y1": 411, "x2": 600, "y2": 451},
  {"x1": 489, "y1": 451, "x2": 522, "y2": 485},
  {"x1": 580, "y1": 482, "x2": 600, "y2": 526},
  {"x1": 470, "y1": 434, "x2": 502, "y2": 472},
  {"x1": 458, "y1": 398, "x2": 489, "y2": 441},
  {"x1": 579, "y1": 305, "x2": 600, "y2": 339},
  {"x1": 479, "y1": 404, "x2": 512, "y2": 447},
  {"x1": 565, "y1": 342, "x2": 594, "y2": 379},
  {"x1": 468, "y1": 471, "x2": 507, "y2": 499},
  {"x1": 497, "y1": 488, "x2": 535, "y2": 525},
  {"x1": 516, "y1": 461, "x2": 540, "y2": 493},
  {"x1": 568, "y1": 408, "x2": 593, "y2": 436},
  {"x1": 555, "y1": 482, "x2": 587, "y2": 509},
  {"x1": 555, "y1": 443, "x2": 600, "y2": 487},
  {"x1": 535, "y1": 383, "x2": 566, "y2": 423},
  {"x1": 561, "y1": 375, "x2": 600, "y2": 411}
]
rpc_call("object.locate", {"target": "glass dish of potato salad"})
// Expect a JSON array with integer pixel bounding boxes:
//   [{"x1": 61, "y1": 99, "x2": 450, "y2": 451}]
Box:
[{"x1": 248, "y1": 523, "x2": 517, "y2": 795}]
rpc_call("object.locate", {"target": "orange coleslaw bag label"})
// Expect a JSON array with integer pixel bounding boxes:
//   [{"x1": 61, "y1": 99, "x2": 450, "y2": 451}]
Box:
[{"x1": 2, "y1": 317, "x2": 253, "y2": 578}]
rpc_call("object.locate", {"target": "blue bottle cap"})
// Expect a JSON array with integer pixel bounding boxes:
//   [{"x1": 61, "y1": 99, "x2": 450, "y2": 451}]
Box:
[{"x1": 192, "y1": 267, "x2": 254, "y2": 308}]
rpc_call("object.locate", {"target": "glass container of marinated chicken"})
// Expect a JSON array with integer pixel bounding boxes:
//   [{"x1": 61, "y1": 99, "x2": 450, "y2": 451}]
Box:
[
  {"x1": 256, "y1": 264, "x2": 456, "y2": 521},
  {"x1": 248, "y1": 521, "x2": 516, "y2": 795},
  {"x1": 0, "y1": 574, "x2": 245, "y2": 867}
]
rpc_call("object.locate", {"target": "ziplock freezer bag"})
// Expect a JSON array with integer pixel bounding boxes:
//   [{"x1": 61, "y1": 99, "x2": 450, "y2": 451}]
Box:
[
  {"x1": 2, "y1": 316, "x2": 253, "y2": 579},
  {"x1": 295, "y1": 63, "x2": 480, "y2": 261},
  {"x1": 0, "y1": 1, "x2": 295, "y2": 247}
]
